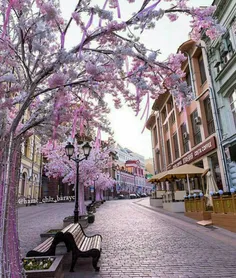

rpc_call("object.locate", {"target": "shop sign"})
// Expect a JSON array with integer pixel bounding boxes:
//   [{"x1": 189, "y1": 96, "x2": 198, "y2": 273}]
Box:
[{"x1": 169, "y1": 136, "x2": 216, "y2": 169}]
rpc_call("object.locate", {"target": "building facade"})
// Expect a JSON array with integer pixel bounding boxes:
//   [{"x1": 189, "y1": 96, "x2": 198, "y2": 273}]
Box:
[
  {"x1": 203, "y1": 0, "x2": 236, "y2": 189},
  {"x1": 114, "y1": 144, "x2": 151, "y2": 195},
  {"x1": 18, "y1": 133, "x2": 42, "y2": 202},
  {"x1": 146, "y1": 39, "x2": 225, "y2": 192}
]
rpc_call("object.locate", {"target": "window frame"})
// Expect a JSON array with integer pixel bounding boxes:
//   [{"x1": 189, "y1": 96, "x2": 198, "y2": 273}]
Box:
[
  {"x1": 204, "y1": 97, "x2": 215, "y2": 136},
  {"x1": 181, "y1": 123, "x2": 189, "y2": 154},
  {"x1": 198, "y1": 54, "x2": 207, "y2": 85},
  {"x1": 190, "y1": 110, "x2": 202, "y2": 146},
  {"x1": 173, "y1": 133, "x2": 179, "y2": 160},
  {"x1": 166, "y1": 139, "x2": 172, "y2": 165}
]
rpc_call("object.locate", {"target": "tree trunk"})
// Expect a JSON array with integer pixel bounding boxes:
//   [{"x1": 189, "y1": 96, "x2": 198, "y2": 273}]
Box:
[{"x1": 0, "y1": 133, "x2": 24, "y2": 277}]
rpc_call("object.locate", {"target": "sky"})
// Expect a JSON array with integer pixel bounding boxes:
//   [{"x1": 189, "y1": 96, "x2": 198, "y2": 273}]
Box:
[{"x1": 59, "y1": 0, "x2": 212, "y2": 159}]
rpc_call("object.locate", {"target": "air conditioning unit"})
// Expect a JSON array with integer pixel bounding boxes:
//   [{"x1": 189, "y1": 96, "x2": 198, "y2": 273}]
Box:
[
  {"x1": 194, "y1": 116, "x2": 201, "y2": 125},
  {"x1": 183, "y1": 132, "x2": 188, "y2": 139}
]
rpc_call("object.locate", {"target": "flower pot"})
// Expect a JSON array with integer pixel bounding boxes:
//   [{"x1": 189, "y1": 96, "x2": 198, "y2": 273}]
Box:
[{"x1": 23, "y1": 256, "x2": 64, "y2": 278}]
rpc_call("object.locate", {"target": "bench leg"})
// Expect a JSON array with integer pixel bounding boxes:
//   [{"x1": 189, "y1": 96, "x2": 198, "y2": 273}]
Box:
[
  {"x1": 92, "y1": 255, "x2": 100, "y2": 272},
  {"x1": 69, "y1": 252, "x2": 78, "y2": 272}
]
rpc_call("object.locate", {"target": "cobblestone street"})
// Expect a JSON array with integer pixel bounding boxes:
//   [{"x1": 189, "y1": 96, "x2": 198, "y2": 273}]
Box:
[{"x1": 19, "y1": 199, "x2": 236, "y2": 278}]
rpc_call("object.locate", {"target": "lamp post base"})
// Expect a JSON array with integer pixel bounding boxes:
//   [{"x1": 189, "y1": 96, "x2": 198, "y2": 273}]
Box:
[{"x1": 74, "y1": 210, "x2": 79, "y2": 223}]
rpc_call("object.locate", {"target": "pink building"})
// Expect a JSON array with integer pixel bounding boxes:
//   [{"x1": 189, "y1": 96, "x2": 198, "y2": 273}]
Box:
[{"x1": 146, "y1": 39, "x2": 225, "y2": 194}]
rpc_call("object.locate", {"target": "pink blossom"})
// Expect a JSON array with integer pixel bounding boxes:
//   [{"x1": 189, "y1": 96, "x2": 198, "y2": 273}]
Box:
[
  {"x1": 167, "y1": 13, "x2": 179, "y2": 22},
  {"x1": 48, "y1": 73, "x2": 66, "y2": 88}
]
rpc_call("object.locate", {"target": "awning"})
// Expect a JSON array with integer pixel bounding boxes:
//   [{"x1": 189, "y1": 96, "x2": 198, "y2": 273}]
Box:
[
  {"x1": 148, "y1": 164, "x2": 206, "y2": 183},
  {"x1": 161, "y1": 164, "x2": 205, "y2": 181},
  {"x1": 148, "y1": 171, "x2": 169, "y2": 182}
]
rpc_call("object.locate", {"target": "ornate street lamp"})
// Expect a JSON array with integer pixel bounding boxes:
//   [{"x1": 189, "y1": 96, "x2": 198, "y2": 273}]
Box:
[
  {"x1": 65, "y1": 141, "x2": 92, "y2": 223},
  {"x1": 93, "y1": 174, "x2": 99, "y2": 203}
]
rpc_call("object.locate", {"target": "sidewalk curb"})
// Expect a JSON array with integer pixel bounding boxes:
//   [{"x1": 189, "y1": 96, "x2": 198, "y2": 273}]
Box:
[{"x1": 134, "y1": 199, "x2": 236, "y2": 243}]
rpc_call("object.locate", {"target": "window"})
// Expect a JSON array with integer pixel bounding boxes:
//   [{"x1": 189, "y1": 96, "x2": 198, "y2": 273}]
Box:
[
  {"x1": 181, "y1": 123, "x2": 189, "y2": 154},
  {"x1": 23, "y1": 139, "x2": 30, "y2": 157},
  {"x1": 198, "y1": 54, "x2": 207, "y2": 84},
  {"x1": 162, "y1": 107, "x2": 168, "y2": 133},
  {"x1": 220, "y1": 32, "x2": 233, "y2": 64},
  {"x1": 204, "y1": 97, "x2": 215, "y2": 136},
  {"x1": 186, "y1": 71, "x2": 192, "y2": 88},
  {"x1": 173, "y1": 133, "x2": 179, "y2": 160},
  {"x1": 21, "y1": 173, "x2": 26, "y2": 196},
  {"x1": 229, "y1": 89, "x2": 236, "y2": 128},
  {"x1": 190, "y1": 110, "x2": 202, "y2": 146},
  {"x1": 166, "y1": 139, "x2": 172, "y2": 165},
  {"x1": 153, "y1": 126, "x2": 158, "y2": 146},
  {"x1": 168, "y1": 98, "x2": 175, "y2": 124}
]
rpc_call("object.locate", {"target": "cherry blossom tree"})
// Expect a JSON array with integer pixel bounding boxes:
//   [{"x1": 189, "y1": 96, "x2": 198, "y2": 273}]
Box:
[
  {"x1": 43, "y1": 140, "x2": 115, "y2": 215},
  {"x1": 0, "y1": 0, "x2": 224, "y2": 276}
]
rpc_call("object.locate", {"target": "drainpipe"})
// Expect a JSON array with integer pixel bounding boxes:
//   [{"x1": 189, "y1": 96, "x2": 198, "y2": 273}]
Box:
[
  {"x1": 184, "y1": 51, "x2": 196, "y2": 98},
  {"x1": 198, "y1": 41, "x2": 230, "y2": 191}
]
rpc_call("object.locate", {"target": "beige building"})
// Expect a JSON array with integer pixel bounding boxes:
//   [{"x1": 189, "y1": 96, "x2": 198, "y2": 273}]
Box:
[
  {"x1": 145, "y1": 158, "x2": 154, "y2": 176},
  {"x1": 19, "y1": 132, "x2": 42, "y2": 201}
]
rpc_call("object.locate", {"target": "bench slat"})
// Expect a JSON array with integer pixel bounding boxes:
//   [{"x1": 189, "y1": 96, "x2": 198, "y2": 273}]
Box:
[
  {"x1": 80, "y1": 237, "x2": 92, "y2": 252},
  {"x1": 34, "y1": 237, "x2": 53, "y2": 251}
]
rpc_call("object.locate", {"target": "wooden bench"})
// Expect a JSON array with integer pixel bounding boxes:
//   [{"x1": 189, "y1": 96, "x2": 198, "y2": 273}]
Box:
[
  {"x1": 26, "y1": 223, "x2": 75, "y2": 257},
  {"x1": 26, "y1": 223, "x2": 102, "y2": 272},
  {"x1": 63, "y1": 223, "x2": 102, "y2": 272}
]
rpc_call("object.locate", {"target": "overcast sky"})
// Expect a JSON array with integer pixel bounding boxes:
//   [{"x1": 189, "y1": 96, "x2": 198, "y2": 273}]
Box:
[{"x1": 60, "y1": 0, "x2": 212, "y2": 159}]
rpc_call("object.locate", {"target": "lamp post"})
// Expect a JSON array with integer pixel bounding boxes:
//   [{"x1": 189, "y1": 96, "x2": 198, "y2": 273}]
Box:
[
  {"x1": 65, "y1": 141, "x2": 92, "y2": 223},
  {"x1": 93, "y1": 174, "x2": 99, "y2": 203}
]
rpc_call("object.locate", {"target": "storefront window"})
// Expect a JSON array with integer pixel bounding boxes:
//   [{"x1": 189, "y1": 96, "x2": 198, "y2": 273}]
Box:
[
  {"x1": 193, "y1": 161, "x2": 204, "y2": 191},
  {"x1": 209, "y1": 153, "x2": 223, "y2": 190}
]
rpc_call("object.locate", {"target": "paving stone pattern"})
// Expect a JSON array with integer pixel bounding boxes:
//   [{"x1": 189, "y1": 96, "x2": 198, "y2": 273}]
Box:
[{"x1": 18, "y1": 199, "x2": 236, "y2": 278}]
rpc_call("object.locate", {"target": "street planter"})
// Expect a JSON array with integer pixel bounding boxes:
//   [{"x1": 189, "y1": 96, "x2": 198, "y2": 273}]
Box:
[
  {"x1": 23, "y1": 256, "x2": 64, "y2": 278},
  {"x1": 88, "y1": 213, "x2": 95, "y2": 224},
  {"x1": 40, "y1": 229, "x2": 61, "y2": 243},
  {"x1": 63, "y1": 215, "x2": 88, "y2": 229}
]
